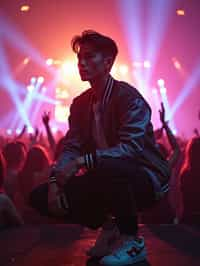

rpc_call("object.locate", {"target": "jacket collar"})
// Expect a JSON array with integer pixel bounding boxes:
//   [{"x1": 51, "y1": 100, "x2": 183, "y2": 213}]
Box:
[{"x1": 102, "y1": 75, "x2": 114, "y2": 109}]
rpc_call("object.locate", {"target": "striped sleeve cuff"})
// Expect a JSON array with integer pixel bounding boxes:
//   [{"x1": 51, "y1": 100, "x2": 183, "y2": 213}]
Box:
[{"x1": 84, "y1": 152, "x2": 97, "y2": 170}]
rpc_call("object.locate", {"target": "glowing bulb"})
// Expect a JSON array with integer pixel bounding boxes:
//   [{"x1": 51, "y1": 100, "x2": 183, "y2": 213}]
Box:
[
  {"x1": 27, "y1": 85, "x2": 34, "y2": 92},
  {"x1": 23, "y1": 57, "x2": 30, "y2": 65},
  {"x1": 27, "y1": 127, "x2": 34, "y2": 133},
  {"x1": 30, "y1": 77, "x2": 36, "y2": 84},
  {"x1": 157, "y1": 79, "x2": 165, "y2": 87},
  {"x1": 46, "y1": 58, "x2": 53, "y2": 66},
  {"x1": 37, "y1": 76, "x2": 44, "y2": 83},
  {"x1": 143, "y1": 60, "x2": 151, "y2": 68},
  {"x1": 133, "y1": 61, "x2": 142, "y2": 68},
  {"x1": 160, "y1": 87, "x2": 167, "y2": 94},
  {"x1": 176, "y1": 9, "x2": 185, "y2": 16},
  {"x1": 16, "y1": 129, "x2": 21, "y2": 134},
  {"x1": 20, "y1": 5, "x2": 30, "y2": 12},
  {"x1": 6, "y1": 129, "x2": 12, "y2": 135}
]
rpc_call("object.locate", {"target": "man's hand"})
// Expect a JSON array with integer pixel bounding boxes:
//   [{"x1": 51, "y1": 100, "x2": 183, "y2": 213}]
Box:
[{"x1": 55, "y1": 159, "x2": 81, "y2": 185}]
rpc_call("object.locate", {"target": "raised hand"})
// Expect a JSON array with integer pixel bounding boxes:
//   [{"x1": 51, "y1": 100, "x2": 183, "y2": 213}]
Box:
[
  {"x1": 42, "y1": 111, "x2": 51, "y2": 126},
  {"x1": 159, "y1": 102, "x2": 166, "y2": 125}
]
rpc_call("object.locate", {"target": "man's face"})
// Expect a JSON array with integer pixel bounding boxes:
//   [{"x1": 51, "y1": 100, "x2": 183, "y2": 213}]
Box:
[{"x1": 77, "y1": 43, "x2": 110, "y2": 82}]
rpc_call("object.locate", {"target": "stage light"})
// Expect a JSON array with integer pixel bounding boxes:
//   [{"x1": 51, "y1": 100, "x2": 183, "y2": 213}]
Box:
[
  {"x1": 174, "y1": 61, "x2": 181, "y2": 70},
  {"x1": 23, "y1": 57, "x2": 30, "y2": 65},
  {"x1": 55, "y1": 104, "x2": 70, "y2": 122},
  {"x1": 133, "y1": 61, "x2": 142, "y2": 68},
  {"x1": 172, "y1": 129, "x2": 177, "y2": 135},
  {"x1": 37, "y1": 76, "x2": 44, "y2": 83},
  {"x1": 176, "y1": 9, "x2": 185, "y2": 16},
  {"x1": 27, "y1": 85, "x2": 34, "y2": 92},
  {"x1": 27, "y1": 127, "x2": 34, "y2": 133},
  {"x1": 46, "y1": 58, "x2": 53, "y2": 66},
  {"x1": 119, "y1": 64, "x2": 129, "y2": 75},
  {"x1": 52, "y1": 127, "x2": 58, "y2": 133},
  {"x1": 16, "y1": 128, "x2": 21, "y2": 134},
  {"x1": 20, "y1": 5, "x2": 30, "y2": 12},
  {"x1": 143, "y1": 60, "x2": 151, "y2": 68},
  {"x1": 30, "y1": 77, "x2": 36, "y2": 84},
  {"x1": 6, "y1": 129, "x2": 12, "y2": 135},
  {"x1": 157, "y1": 79, "x2": 165, "y2": 87},
  {"x1": 54, "y1": 60, "x2": 62, "y2": 65},
  {"x1": 172, "y1": 58, "x2": 182, "y2": 70},
  {"x1": 61, "y1": 61, "x2": 77, "y2": 75},
  {"x1": 56, "y1": 87, "x2": 69, "y2": 99},
  {"x1": 160, "y1": 87, "x2": 167, "y2": 94}
]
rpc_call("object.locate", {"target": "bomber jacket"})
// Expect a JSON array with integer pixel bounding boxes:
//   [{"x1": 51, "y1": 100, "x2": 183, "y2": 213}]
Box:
[{"x1": 56, "y1": 75, "x2": 171, "y2": 197}]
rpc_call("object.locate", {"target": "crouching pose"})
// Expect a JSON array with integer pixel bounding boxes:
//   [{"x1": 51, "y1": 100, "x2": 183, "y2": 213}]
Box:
[{"x1": 30, "y1": 30, "x2": 170, "y2": 266}]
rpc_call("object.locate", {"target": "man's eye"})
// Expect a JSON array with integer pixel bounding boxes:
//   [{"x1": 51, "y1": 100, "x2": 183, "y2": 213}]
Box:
[{"x1": 85, "y1": 55, "x2": 94, "y2": 59}]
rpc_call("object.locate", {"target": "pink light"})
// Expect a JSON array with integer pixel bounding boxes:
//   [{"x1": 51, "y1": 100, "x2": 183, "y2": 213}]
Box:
[{"x1": 157, "y1": 79, "x2": 165, "y2": 87}]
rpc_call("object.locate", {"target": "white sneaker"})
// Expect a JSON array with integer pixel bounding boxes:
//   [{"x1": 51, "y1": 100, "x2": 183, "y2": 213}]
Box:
[
  {"x1": 100, "y1": 236, "x2": 146, "y2": 266},
  {"x1": 86, "y1": 225, "x2": 120, "y2": 258}
]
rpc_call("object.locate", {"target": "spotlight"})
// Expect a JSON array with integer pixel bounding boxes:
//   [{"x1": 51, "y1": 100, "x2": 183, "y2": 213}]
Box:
[
  {"x1": 172, "y1": 129, "x2": 177, "y2": 135},
  {"x1": 52, "y1": 127, "x2": 58, "y2": 133},
  {"x1": 133, "y1": 61, "x2": 142, "y2": 68},
  {"x1": 30, "y1": 77, "x2": 37, "y2": 84},
  {"x1": 37, "y1": 76, "x2": 44, "y2": 83},
  {"x1": 27, "y1": 127, "x2": 34, "y2": 133},
  {"x1": 16, "y1": 128, "x2": 21, "y2": 134},
  {"x1": 23, "y1": 57, "x2": 30, "y2": 65},
  {"x1": 20, "y1": 5, "x2": 30, "y2": 12},
  {"x1": 157, "y1": 79, "x2": 165, "y2": 87},
  {"x1": 143, "y1": 60, "x2": 151, "y2": 68},
  {"x1": 172, "y1": 57, "x2": 182, "y2": 70},
  {"x1": 160, "y1": 87, "x2": 167, "y2": 94},
  {"x1": 176, "y1": 9, "x2": 185, "y2": 16},
  {"x1": 46, "y1": 58, "x2": 53, "y2": 66},
  {"x1": 27, "y1": 85, "x2": 34, "y2": 92},
  {"x1": 6, "y1": 129, "x2": 12, "y2": 135}
]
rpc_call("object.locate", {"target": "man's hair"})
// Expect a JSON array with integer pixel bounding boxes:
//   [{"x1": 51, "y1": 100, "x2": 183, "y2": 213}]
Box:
[{"x1": 71, "y1": 30, "x2": 118, "y2": 61}]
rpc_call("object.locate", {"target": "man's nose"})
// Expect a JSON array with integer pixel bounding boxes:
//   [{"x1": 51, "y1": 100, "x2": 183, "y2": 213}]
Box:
[{"x1": 78, "y1": 58, "x2": 87, "y2": 67}]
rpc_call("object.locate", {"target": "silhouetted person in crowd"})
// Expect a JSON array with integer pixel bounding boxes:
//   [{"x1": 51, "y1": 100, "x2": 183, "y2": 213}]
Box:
[
  {"x1": 141, "y1": 102, "x2": 181, "y2": 224},
  {"x1": 2, "y1": 141, "x2": 26, "y2": 202},
  {"x1": 0, "y1": 151, "x2": 24, "y2": 229},
  {"x1": 18, "y1": 145, "x2": 51, "y2": 208},
  {"x1": 30, "y1": 30, "x2": 170, "y2": 265},
  {"x1": 179, "y1": 137, "x2": 200, "y2": 224}
]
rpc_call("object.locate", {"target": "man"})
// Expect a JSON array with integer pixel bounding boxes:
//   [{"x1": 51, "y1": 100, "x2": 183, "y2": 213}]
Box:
[{"x1": 30, "y1": 30, "x2": 170, "y2": 265}]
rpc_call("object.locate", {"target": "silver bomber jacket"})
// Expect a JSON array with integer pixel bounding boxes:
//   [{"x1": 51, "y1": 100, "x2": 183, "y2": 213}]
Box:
[{"x1": 57, "y1": 76, "x2": 171, "y2": 196}]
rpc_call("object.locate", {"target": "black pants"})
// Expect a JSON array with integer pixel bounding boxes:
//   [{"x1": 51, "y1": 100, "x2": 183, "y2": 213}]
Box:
[{"x1": 30, "y1": 158, "x2": 156, "y2": 235}]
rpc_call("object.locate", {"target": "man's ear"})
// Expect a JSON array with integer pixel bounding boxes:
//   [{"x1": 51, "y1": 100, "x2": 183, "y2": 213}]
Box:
[{"x1": 104, "y1": 56, "x2": 114, "y2": 71}]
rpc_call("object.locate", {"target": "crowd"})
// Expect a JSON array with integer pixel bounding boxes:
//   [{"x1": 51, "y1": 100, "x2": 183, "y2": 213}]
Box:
[{"x1": 0, "y1": 104, "x2": 199, "y2": 230}]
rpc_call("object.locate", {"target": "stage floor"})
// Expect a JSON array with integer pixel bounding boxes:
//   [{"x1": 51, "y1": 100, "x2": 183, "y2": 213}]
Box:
[{"x1": 0, "y1": 223, "x2": 200, "y2": 266}]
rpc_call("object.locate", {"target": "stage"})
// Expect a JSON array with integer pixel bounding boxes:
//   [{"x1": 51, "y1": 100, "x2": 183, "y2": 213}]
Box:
[{"x1": 1, "y1": 223, "x2": 200, "y2": 266}]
